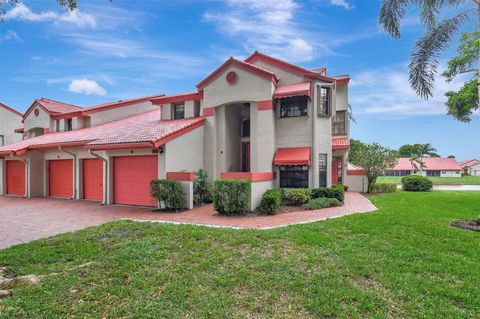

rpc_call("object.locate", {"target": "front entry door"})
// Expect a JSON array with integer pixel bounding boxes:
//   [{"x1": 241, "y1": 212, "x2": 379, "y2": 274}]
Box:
[
  {"x1": 241, "y1": 142, "x2": 250, "y2": 172},
  {"x1": 332, "y1": 159, "x2": 340, "y2": 185}
]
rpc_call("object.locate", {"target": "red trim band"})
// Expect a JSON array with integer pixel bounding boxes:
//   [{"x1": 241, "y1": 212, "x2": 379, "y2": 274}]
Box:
[
  {"x1": 151, "y1": 92, "x2": 203, "y2": 105},
  {"x1": 347, "y1": 169, "x2": 366, "y2": 175},
  {"x1": 220, "y1": 172, "x2": 276, "y2": 182},
  {"x1": 257, "y1": 100, "x2": 274, "y2": 111},
  {"x1": 167, "y1": 172, "x2": 195, "y2": 181},
  {"x1": 203, "y1": 107, "x2": 215, "y2": 117}
]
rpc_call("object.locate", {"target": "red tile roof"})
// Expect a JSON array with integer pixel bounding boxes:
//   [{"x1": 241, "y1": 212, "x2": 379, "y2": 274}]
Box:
[
  {"x1": 460, "y1": 159, "x2": 480, "y2": 168},
  {"x1": 0, "y1": 102, "x2": 22, "y2": 117},
  {"x1": 332, "y1": 137, "x2": 350, "y2": 150},
  {"x1": 387, "y1": 158, "x2": 462, "y2": 171},
  {"x1": 274, "y1": 147, "x2": 311, "y2": 166},
  {"x1": 273, "y1": 82, "x2": 311, "y2": 99},
  {"x1": 0, "y1": 110, "x2": 205, "y2": 155},
  {"x1": 81, "y1": 93, "x2": 165, "y2": 115},
  {"x1": 332, "y1": 74, "x2": 350, "y2": 85},
  {"x1": 23, "y1": 98, "x2": 82, "y2": 120}
]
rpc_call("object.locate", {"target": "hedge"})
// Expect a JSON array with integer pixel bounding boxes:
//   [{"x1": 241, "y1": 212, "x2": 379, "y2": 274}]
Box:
[
  {"x1": 370, "y1": 183, "x2": 397, "y2": 193},
  {"x1": 258, "y1": 188, "x2": 283, "y2": 215},
  {"x1": 284, "y1": 188, "x2": 312, "y2": 205},
  {"x1": 193, "y1": 169, "x2": 212, "y2": 205},
  {"x1": 303, "y1": 197, "x2": 342, "y2": 210},
  {"x1": 150, "y1": 179, "x2": 186, "y2": 210},
  {"x1": 311, "y1": 185, "x2": 344, "y2": 202},
  {"x1": 401, "y1": 175, "x2": 433, "y2": 192},
  {"x1": 213, "y1": 179, "x2": 251, "y2": 215}
]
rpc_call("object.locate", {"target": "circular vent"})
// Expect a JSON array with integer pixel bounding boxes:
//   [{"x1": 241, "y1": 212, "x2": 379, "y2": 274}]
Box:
[
  {"x1": 34, "y1": 108, "x2": 39, "y2": 117},
  {"x1": 226, "y1": 71, "x2": 238, "y2": 84}
]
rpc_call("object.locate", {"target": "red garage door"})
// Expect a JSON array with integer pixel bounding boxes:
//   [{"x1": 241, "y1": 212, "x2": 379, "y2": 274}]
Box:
[
  {"x1": 113, "y1": 156, "x2": 157, "y2": 206},
  {"x1": 83, "y1": 159, "x2": 103, "y2": 201},
  {"x1": 6, "y1": 160, "x2": 25, "y2": 196},
  {"x1": 49, "y1": 159, "x2": 73, "y2": 198}
]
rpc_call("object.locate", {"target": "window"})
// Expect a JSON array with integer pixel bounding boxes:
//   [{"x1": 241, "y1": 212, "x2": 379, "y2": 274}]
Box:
[
  {"x1": 318, "y1": 87, "x2": 330, "y2": 116},
  {"x1": 55, "y1": 119, "x2": 60, "y2": 132},
  {"x1": 66, "y1": 119, "x2": 73, "y2": 131},
  {"x1": 0, "y1": 135, "x2": 4, "y2": 146},
  {"x1": 242, "y1": 119, "x2": 250, "y2": 137},
  {"x1": 332, "y1": 111, "x2": 346, "y2": 135},
  {"x1": 319, "y1": 153, "x2": 327, "y2": 187},
  {"x1": 427, "y1": 170, "x2": 441, "y2": 177},
  {"x1": 279, "y1": 96, "x2": 308, "y2": 118},
  {"x1": 280, "y1": 166, "x2": 309, "y2": 188},
  {"x1": 173, "y1": 103, "x2": 185, "y2": 119},
  {"x1": 385, "y1": 170, "x2": 411, "y2": 177}
]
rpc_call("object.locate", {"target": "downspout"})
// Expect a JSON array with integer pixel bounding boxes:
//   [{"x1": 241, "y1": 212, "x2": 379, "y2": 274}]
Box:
[
  {"x1": 88, "y1": 149, "x2": 108, "y2": 205},
  {"x1": 10, "y1": 155, "x2": 29, "y2": 198},
  {"x1": 58, "y1": 146, "x2": 77, "y2": 199}
]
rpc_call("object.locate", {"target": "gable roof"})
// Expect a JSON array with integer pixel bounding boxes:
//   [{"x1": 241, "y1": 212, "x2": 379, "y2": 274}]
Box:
[
  {"x1": 196, "y1": 57, "x2": 278, "y2": 90},
  {"x1": 0, "y1": 110, "x2": 205, "y2": 155},
  {"x1": 244, "y1": 51, "x2": 336, "y2": 83},
  {"x1": 23, "y1": 98, "x2": 82, "y2": 121},
  {"x1": 460, "y1": 159, "x2": 480, "y2": 168},
  {"x1": 0, "y1": 102, "x2": 22, "y2": 117},
  {"x1": 150, "y1": 91, "x2": 203, "y2": 105},
  {"x1": 387, "y1": 158, "x2": 462, "y2": 171}
]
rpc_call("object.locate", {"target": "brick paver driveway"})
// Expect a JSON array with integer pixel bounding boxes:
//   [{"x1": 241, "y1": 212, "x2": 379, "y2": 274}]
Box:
[{"x1": 0, "y1": 192, "x2": 376, "y2": 250}]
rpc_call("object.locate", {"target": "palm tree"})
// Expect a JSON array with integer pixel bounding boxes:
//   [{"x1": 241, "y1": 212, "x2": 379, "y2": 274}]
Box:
[
  {"x1": 379, "y1": 0, "x2": 479, "y2": 100},
  {"x1": 409, "y1": 143, "x2": 437, "y2": 174}
]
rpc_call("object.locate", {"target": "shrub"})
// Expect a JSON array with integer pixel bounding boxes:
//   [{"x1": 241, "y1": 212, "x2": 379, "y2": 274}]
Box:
[
  {"x1": 150, "y1": 179, "x2": 186, "y2": 210},
  {"x1": 258, "y1": 188, "x2": 283, "y2": 215},
  {"x1": 312, "y1": 185, "x2": 345, "y2": 202},
  {"x1": 370, "y1": 183, "x2": 397, "y2": 193},
  {"x1": 213, "y1": 179, "x2": 251, "y2": 215},
  {"x1": 303, "y1": 197, "x2": 342, "y2": 210},
  {"x1": 401, "y1": 175, "x2": 433, "y2": 192},
  {"x1": 284, "y1": 188, "x2": 312, "y2": 205},
  {"x1": 193, "y1": 169, "x2": 212, "y2": 205}
]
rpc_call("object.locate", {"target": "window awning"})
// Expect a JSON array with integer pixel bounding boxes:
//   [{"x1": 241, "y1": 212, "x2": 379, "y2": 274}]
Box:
[
  {"x1": 273, "y1": 82, "x2": 311, "y2": 99},
  {"x1": 332, "y1": 137, "x2": 350, "y2": 150},
  {"x1": 273, "y1": 147, "x2": 311, "y2": 166}
]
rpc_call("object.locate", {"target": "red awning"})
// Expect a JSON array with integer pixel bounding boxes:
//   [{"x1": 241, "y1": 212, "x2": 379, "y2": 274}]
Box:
[
  {"x1": 273, "y1": 147, "x2": 311, "y2": 166},
  {"x1": 332, "y1": 137, "x2": 350, "y2": 150},
  {"x1": 273, "y1": 82, "x2": 311, "y2": 99}
]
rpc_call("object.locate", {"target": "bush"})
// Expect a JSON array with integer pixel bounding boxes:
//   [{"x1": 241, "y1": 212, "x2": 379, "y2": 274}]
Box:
[
  {"x1": 193, "y1": 169, "x2": 212, "y2": 205},
  {"x1": 284, "y1": 188, "x2": 312, "y2": 205},
  {"x1": 213, "y1": 179, "x2": 251, "y2": 215},
  {"x1": 311, "y1": 185, "x2": 345, "y2": 202},
  {"x1": 150, "y1": 179, "x2": 186, "y2": 210},
  {"x1": 258, "y1": 188, "x2": 283, "y2": 215},
  {"x1": 370, "y1": 183, "x2": 397, "y2": 193},
  {"x1": 401, "y1": 175, "x2": 433, "y2": 192},
  {"x1": 303, "y1": 197, "x2": 342, "y2": 210}
]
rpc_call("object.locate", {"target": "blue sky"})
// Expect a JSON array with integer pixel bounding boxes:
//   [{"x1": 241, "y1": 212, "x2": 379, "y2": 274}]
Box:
[{"x1": 0, "y1": 0, "x2": 478, "y2": 160}]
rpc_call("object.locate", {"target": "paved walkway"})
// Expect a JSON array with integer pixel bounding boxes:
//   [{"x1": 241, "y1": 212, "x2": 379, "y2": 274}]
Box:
[{"x1": 0, "y1": 192, "x2": 376, "y2": 249}]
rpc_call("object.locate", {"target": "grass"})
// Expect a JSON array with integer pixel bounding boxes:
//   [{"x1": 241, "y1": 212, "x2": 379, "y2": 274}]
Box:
[
  {"x1": 378, "y1": 175, "x2": 480, "y2": 185},
  {"x1": 1, "y1": 191, "x2": 479, "y2": 318}
]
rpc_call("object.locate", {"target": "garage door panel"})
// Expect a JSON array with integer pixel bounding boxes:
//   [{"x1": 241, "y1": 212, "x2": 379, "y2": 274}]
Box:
[
  {"x1": 49, "y1": 160, "x2": 73, "y2": 198},
  {"x1": 83, "y1": 159, "x2": 103, "y2": 201},
  {"x1": 6, "y1": 160, "x2": 26, "y2": 196},
  {"x1": 113, "y1": 156, "x2": 157, "y2": 206}
]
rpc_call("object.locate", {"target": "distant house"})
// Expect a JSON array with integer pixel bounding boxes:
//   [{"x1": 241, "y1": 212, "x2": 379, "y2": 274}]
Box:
[
  {"x1": 460, "y1": 159, "x2": 480, "y2": 176},
  {"x1": 385, "y1": 157, "x2": 462, "y2": 178}
]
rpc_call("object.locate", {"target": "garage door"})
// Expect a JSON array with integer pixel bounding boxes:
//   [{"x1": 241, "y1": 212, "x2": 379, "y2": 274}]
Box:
[
  {"x1": 113, "y1": 156, "x2": 157, "y2": 206},
  {"x1": 49, "y1": 159, "x2": 73, "y2": 198},
  {"x1": 6, "y1": 160, "x2": 26, "y2": 196},
  {"x1": 83, "y1": 159, "x2": 103, "y2": 201}
]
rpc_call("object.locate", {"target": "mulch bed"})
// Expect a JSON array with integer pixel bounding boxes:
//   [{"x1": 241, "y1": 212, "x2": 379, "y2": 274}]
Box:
[{"x1": 450, "y1": 220, "x2": 480, "y2": 232}]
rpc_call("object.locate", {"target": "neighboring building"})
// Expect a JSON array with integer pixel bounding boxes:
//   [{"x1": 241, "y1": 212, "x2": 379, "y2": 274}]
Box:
[
  {"x1": 460, "y1": 159, "x2": 480, "y2": 176},
  {"x1": 0, "y1": 102, "x2": 23, "y2": 146},
  {"x1": 385, "y1": 157, "x2": 462, "y2": 178},
  {"x1": 0, "y1": 51, "x2": 356, "y2": 208}
]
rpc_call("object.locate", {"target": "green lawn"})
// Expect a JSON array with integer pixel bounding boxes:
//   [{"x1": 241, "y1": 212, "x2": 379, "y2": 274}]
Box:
[
  {"x1": 378, "y1": 175, "x2": 480, "y2": 185},
  {"x1": 1, "y1": 191, "x2": 480, "y2": 318}
]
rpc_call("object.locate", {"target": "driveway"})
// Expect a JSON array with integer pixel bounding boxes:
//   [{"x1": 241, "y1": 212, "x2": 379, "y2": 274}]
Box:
[{"x1": 0, "y1": 192, "x2": 376, "y2": 250}]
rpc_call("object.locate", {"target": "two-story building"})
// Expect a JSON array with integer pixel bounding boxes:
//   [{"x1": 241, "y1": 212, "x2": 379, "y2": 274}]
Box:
[
  {"x1": 0, "y1": 102, "x2": 23, "y2": 146},
  {"x1": 0, "y1": 51, "x2": 356, "y2": 209}
]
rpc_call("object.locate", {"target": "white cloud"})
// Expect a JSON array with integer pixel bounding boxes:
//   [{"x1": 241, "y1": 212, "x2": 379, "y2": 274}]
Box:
[
  {"x1": 330, "y1": 0, "x2": 354, "y2": 10},
  {"x1": 4, "y1": 3, "x2": 96, "y2": 28},
  {"x1": 350, "y1": 63, "x2": 467, "y2": 117},
  {"x1": 0, "y1": 30, "x2": 22, "y2": 43},
  {"x1": 68, "y1": 79, "x2": 107, "y2": 96}
]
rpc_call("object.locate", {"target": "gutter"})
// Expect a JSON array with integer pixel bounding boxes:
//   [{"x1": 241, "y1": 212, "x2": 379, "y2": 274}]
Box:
[
  {"x1": 88, "y1": 149, "x2": 108, "y2": 205},
  {"x1": 58, "y1": 146, "x2": 77, "y2": 199}
]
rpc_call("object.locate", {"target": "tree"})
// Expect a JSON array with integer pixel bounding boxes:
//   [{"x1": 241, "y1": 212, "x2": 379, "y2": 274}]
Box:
[
  {"x1": 399, "y1": 143, "x2": 440, "y2": 158},
  {"x1": 379, "y1": 1, "x2": 479, "y2": 121},
  {"x1": 348, "y1": 138, "x2": 366, "y2": 162},
  {"x1": 448, "y1": 155, "x2": 456, "y2": 159},
  {"x1": 409, "y1": 143, "x2": 438, "y2": 174},
  {"x1": 350, "y1": 142, "x2": 399, "y2": 193}
]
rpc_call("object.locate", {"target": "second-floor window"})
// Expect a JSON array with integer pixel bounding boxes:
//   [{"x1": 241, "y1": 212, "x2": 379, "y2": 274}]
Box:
[
  {"x1": 66, "y1": 119, "x2": 73, "y2": 131},
  {"x1": 333, "y1": 111, "x2": 346, "y2": 135},
  {"x1": 318, "y1": 87, "x2": 330, "y2": 116},
  {"x1": 173, "y1": 103, "x2": 185, "y2": 119},
  {"x1": 242, "y1": 119, "x2": 250, "y2": 137},
  {"x1": 279, "y1": 96, "x2": 308, "y2": 118}
]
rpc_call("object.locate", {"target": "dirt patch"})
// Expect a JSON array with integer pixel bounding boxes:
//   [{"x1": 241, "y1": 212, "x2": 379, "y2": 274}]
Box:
[{"x1": 450, "y1": 220, "x2": 480, "y2": 232}]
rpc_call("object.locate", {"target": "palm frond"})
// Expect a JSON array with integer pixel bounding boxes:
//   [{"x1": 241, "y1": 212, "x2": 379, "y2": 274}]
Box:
[
  {"x1": 348, "y1": 104, "x2": 357, "y2": 124},
  {"x1": 379, "y1": 0, "x2": 409, "y2": 39},
  {"x1": 409, "y1": 12, "x2": 469, "y2": 99}
]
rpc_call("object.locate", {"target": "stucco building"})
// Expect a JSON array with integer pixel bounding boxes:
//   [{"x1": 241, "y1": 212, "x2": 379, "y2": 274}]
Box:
[
  {"x1": 385, "y1": 157, "x2": 462, "y2": 178},
  {"x1": 0, "y1": 102, "x2": 23, "y2": 146},
  {"x1": 0, "y1": 51, "x2": 359, "y2": 209},
  {"x1": 460, "y1": 159, "x2": 480, "y2": 176}
]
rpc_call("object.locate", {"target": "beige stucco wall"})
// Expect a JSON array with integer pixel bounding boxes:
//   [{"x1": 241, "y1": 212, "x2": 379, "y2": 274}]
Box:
[
  {"x1": 467, "y1": 164, "x2": 480, "y2": 176},
  {"x1": 440, "y1": 170, "x2": 461, "y2": 178},
  {"x1": 89, "y1": 101, "x2": 157, "y2": 126},
  {"x1": 251, "y1": 179, "x2": 275, "y2": 210},
  {"x1": 0, "y1": 108, "x2": 22, "y2": 145},
  {"x1": 345, "y1": 174, "x2": 367, "y2": 192},
  {"x1": 165, "y1": 125, "x2": 204, "y2": 173},
  {"x1": 23, "y1": 104, "x2": 53, "y2": 133},
  {"x1": 335, "y1": 84, "x2": 348, "y2": 111},
  {"x1": 251, "y1": 104, "x2": 276, "y2": 172},
  {"x1": 250, "y1": 60, "x2": 304, "y2": 84}
]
